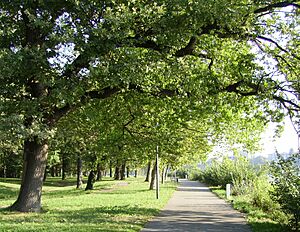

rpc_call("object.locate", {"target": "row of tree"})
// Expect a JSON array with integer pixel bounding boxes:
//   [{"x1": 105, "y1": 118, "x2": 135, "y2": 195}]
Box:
[{"x1": 0, "y1": 1, "x2": 299, "y2": 212}]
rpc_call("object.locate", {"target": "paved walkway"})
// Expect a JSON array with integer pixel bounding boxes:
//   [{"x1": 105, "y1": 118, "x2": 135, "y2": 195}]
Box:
[{"x1": 141, "y1": 179, "x2": 252, "y2": 232}]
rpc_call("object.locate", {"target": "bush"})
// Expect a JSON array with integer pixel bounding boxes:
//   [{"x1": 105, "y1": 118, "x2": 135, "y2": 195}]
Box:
[
  {"x1": 270, "y1": 153, "x2": 300, "y2": 231},
  {"x1": 197, "y1": 155, "x2": 257, "y2": 193},
  {"x1": 197, "y1": 155, "x2": 276, "y2": 212},
  {"x1": 250, "y1": 174, "x2": 276, "y2": 212}
]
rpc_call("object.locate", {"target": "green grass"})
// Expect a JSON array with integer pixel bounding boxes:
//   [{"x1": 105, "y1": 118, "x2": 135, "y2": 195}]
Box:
[
  {"x1": 210, "y1": 187, "x2": 288, "y2": 232},
  {"x1": 0, "y1": 177, "x2": 177, "y2": 232}
]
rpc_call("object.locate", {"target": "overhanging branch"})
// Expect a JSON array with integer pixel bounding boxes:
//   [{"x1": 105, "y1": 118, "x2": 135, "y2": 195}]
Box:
[
  {"x1": 256, "y1": 35, "x2": 300, "y2": 60},
  {"x1": 273, "y1": 95, "x2": 300, "y2": 111},
  {"x1": 254, "y1": 1, "x2": 300, "y2": 14}
]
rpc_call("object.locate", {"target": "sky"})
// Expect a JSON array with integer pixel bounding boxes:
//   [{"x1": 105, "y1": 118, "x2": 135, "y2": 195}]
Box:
[{"x1": 258, "y1": 117, "x2": 299, "y2": 156}]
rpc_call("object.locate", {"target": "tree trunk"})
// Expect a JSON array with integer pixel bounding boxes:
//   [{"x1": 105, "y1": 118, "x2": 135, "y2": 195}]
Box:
[
  {"x1": 114, "y1": 166, "x2": 120, "y2": 180},
  {"x1": 109, "y1": 161, "x2": 113, "y2": 178},
  {"x1": 161, "y1": 167, "x2": 165, "y2": 184},
  {"x1": 61, "y1": 153, "x2": 67, "y2": 180},
  {"x1": 85, "y1": 170, "x2": 96, "y2": 190},
  {"x1": 120, "y1": 162, "x2": 126, "y2": 180},
  {"x1": 55, "y1": 166, "x2": 60, "y2": 177},
  {"x1": 164, "y1": 164, "x2": 169, "y2": 182},
  {"x1": 126, "y1": 166, "x2": 130, "y2": 178},
  {"x1": 50, "y1": 165, "x2": 55, "y2": 177},
  {"x1": 43, "y1": 165, "x2": 48, "y2": 182},
  {"x1": 96, "y1": 163, "x2": 102, "y2": 181},
  {"x1": 76, "y1": 155, "x2": 83, "y2": 189},
  {"x1": 149, "y1": 162, "x2": 156, "y2": 190},
  {"x1": 9, "y1": 138, "x2": 48, "y2": 212},
  {"x1": 145, "y1": 161, "x2": 151, "y2": 182},
  {"x1": 134, "y1": 169, "x2": 138, "y2": 178}
]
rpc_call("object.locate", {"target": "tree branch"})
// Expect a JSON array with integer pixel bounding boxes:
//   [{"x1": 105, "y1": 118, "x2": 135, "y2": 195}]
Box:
[
  {"x1": 273, "y1": 95, "x2": 300, "y2": 111},
  {"x1": 175, "y1": 36, "x2": 197, "y2": 57},
  {"x1": 224, "y1": 80, "x2": 259, "y2": 96},
  {"x1": 254, "y1": 1, "x2": 300, "y2": 14},
  {"x1": 256, "y1": 36, "x2": 300, "y2": 60}
]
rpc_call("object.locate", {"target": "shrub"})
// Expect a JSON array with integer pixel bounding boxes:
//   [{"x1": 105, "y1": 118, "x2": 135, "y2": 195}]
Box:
[
  {"x1": 198, "y1": 155, "x2": 257, "y2": 193},
  {"x1": 250, "y1": 173, "x2": 276, "y2": 212},
  {"x1": 197, "y1": 155, "x2": 276, "y2": 212},
  {"x1": 270, "y1": 153, "x2": 300, "y2": 231}
]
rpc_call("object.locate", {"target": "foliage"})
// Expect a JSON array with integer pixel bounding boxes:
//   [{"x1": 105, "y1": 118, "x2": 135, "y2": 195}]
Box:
[
  {"x1": 198, "y1": 153, "x2": 300, "y2": 231},
  {"x1": 1, "y1": 0, "x2": 300, "y2": 211},
  {"x1": 0, "y1": 177, "x2": 176, "y2": 232},
  {"x1": 195, "y1": 155, "x2": 258, "y2": 193},
  {"x1": 270, "y1": 153, "x2": 300, "y2": 231},
  {"x1": 212, "y1": 187, "x2": 288, "y2": 232},
  {"x1": 195, "y1": 154, "x2": 275, "y2": 208}
]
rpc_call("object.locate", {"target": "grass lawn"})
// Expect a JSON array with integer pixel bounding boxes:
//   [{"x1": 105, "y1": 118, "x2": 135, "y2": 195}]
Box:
[
  {"x1": 210, "y1": 187, "x2": 288, "y2": 232},
  {"x1": 0, "y1": 177, "x2": 177, "y2": 232}
]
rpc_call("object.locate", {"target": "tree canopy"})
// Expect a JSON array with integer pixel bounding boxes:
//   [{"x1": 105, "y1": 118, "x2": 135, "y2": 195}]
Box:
[{"x1": 0, "y1": 0, "x2": 299, "y2": 212}]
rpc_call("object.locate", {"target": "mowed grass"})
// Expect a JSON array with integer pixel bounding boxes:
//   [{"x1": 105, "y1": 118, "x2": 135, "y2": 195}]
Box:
[{"x1": 0, "y1": 177, "x2": 177, "y2": 232}]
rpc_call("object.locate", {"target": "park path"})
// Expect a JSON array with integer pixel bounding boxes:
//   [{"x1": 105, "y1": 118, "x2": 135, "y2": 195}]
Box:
[{"x1": 141, "y1": 179, "x2": 252, "y2": 232}]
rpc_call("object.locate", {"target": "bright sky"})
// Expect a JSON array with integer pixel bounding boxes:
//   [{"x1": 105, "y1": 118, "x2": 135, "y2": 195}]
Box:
[{"x1": 258, "y1": 118, "x2": 299, "y2": 156}]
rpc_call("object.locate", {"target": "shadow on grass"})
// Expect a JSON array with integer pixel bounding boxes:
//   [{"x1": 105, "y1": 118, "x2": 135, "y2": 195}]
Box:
[
  {"x1": 0, "y1": 183, "x2": 19, "y2": 200},
  {"x1": 99, "y1": 189, "x2": 150, "y2": 195},
  {"x1": 42, "y1": 181, "x2": 121, "y2": 199},
  {"x1": 0, "y1": 178, "x2": 21, "y2": 185},
  {"x1": 54, "y1": 205, "x2": 160, "y2": 224},
  {"x1": 43, "y1": 177, "x2": 115, "y2": 187}
]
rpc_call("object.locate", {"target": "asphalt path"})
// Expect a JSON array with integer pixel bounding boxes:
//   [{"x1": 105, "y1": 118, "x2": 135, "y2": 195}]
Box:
[{"x1": 141, "y1": 179, "x2": 252, "y2": 232}]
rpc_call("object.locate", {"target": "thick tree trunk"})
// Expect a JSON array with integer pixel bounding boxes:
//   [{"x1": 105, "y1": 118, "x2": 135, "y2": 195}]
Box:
[
  {"x1": 76, "y1": 155, "x2": 83, "y2": 189},
  {"x1": 114, "y1": 166, "x2": 120, "y2": 180},
  {"x1": 145, "y1": 161, "x2": 151, "y2": 182},
  {"x1": 10, "y1": 138, "x2": 48, "y2": 212},
  {"x1": 149, "y1": 162, "x2": 156, "y2": 190},
  {"x1": 85, "y1": 170, "x2": 96, "y2": 190},
  {"x1": 120, "y1": 162, "x2": 126, "y2": 180},
  {"x1": 96, "y1": 163, "x2": 102, "y2": 181}
]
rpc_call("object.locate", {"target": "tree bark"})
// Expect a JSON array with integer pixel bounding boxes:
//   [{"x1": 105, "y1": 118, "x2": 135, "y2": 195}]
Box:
[
  {"x1": 114, "y1": 165, "x2": 120, "y2": 180},
  {"x1": 120, "y1": 162, "x2": 126, "y2": 180},
  {"x1": 134, "y1": 169, "x2": 138, "y2": 178},
  {"x1": 161, "y1": 167, "x2": 165, "y2": 184},
  {"x1": 43, "y1": 165, "x2": 48, "y2": 182},
  {"x1": 164, "y1": 164, "x2": 169, "y2": 182},
  {"x1": 9, "y1": 138, "x2": 48, "y2": 212},
  {"x1": 50, "y1": 165, "x2": 55, "y2": 177},
  {"x1": 126, "y1": 166, "x2": 130, "y2": 178},
  {"x1": 149, "y1": 162, "x2": 156, "y2": 190},
  {"x1": 96, "y1": 163, "x2": 102, "y2": 181},
  {"x1": 76, "y1": 155, "x2": 83, "y2": 189},
  {"x1": 109, "y1": 160, "x2": 113, "y2": 178},
  {"x1": 85, "y1": 170, "x2": 96, "y2": 190},
  {"x1": 61, "y1": 153, "x2": 67, "y2": 180},
  {"x1": 145, "y1": 161, "x2": 151, "y2": 182}
]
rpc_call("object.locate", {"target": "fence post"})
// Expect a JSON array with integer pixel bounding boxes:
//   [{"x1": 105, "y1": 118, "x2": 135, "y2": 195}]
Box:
[{"x1": 226, "y1": 184, "x2": 231, "y2": 199}]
